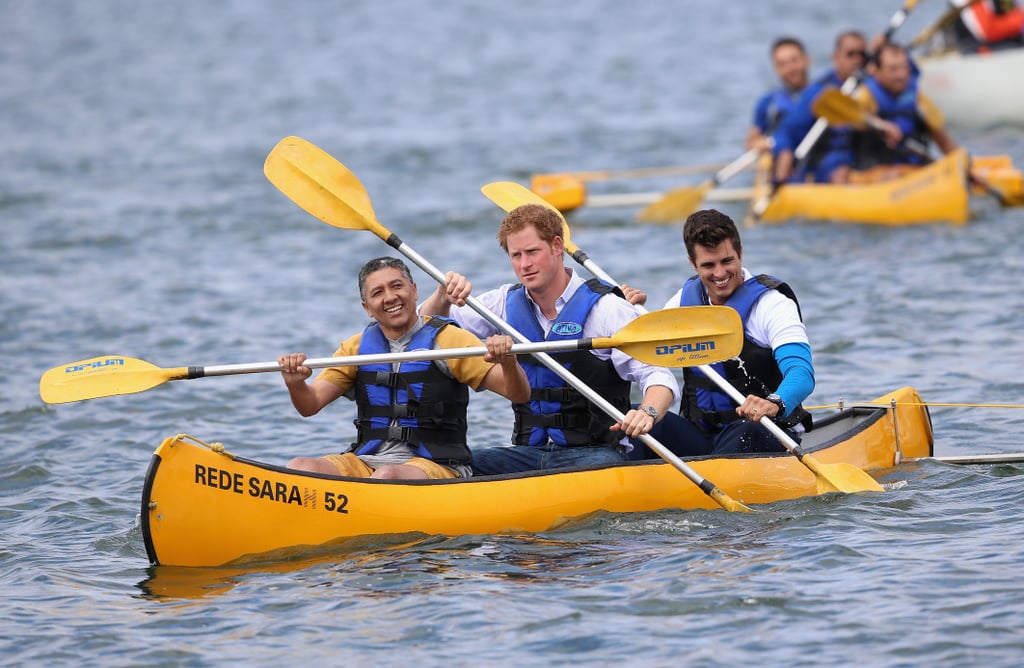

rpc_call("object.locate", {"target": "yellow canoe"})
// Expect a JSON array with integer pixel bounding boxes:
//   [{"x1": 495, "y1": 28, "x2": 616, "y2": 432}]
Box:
[
  {"x1": 141, "y1": 386, "x2": 933, "y2": 568},
  {"x1": 531, "y1": 150, "x2": 1022, "y2": 218},
  {"x1": 756, "y1": 148, "x2": 971, "y2": 225}
]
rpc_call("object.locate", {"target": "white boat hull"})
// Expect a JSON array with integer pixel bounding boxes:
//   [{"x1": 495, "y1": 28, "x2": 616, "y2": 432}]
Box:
[{"x1": 919, "y1": 48, "x2": 1024, "y2": 129}]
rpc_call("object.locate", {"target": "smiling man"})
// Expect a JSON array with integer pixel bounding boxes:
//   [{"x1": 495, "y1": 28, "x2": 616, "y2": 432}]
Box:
[
  {"x1": 645, "y1": 209, "x2": 815, "y2": 457},
  {"x1": 745, "y1": 36, "x2": 810, "y2": 153},
  {"x1": 851, "y1": 42, "x2": 958, "y2": 177},
  {"x1": 420, "y1": 204, "x2": 679, "y2": 474},
  {"x1": 278, "y1": 256, "x2": 529, "y2": 480},
  {"x1": 773, "y1": 30, "x2": 868, "y2": 185}
]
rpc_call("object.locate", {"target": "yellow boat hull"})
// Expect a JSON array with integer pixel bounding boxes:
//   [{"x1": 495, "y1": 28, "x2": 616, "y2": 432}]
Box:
[
  {"x1": 757, "y1": 148, "x2": 971, "y2": 225},
  {"x1": 141, "y1": 387, "x2": 933, "y2": 567}
]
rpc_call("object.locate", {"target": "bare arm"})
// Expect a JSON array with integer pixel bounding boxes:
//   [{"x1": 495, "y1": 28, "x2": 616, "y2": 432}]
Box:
[
  {"x1": 610, "y1": 384, "x2": 675, "y2": 438},
  {"x1": 278, "y1": 353, "x2": 346, "y2": 417},
  {"x1": 929, "y1": 126, "x2": 958, "y2": 155},
  {"x1": 477, "y1": 335, "x2": 531, "y2": 403},
  {"x1": 774, "y1": 149, "x2": 794, "y2": 184},
  {"x1": 745, "y1": 126, "x2": 772, "y2": 152},
  {"x1": 619, "y1": 283, "x2": 648, "y2": 306},
  {"x1": 419, "y1": 271, "x2": 471, "y2": 316}
]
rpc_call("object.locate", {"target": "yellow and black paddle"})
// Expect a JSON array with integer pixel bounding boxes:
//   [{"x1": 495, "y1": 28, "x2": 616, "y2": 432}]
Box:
[
  {"x1": 263, "y1": 135, "x2": 752, "y2": 513},
  {"x1": 908, "y1": 0, "x2": 983, "y2": 50},
  {"x1": 39, "y1": 308, "x2": 739, "y2": 405},
  {"x1": 480, "y1": 180, "x2": 885, "y2": 495},
  {"x1": 636, "y1": 148, "x2": 761, "y2": 224},
  {"x1": 536, "y1": 161, "x2": 730, "y2": 184},
  {"x1": 531, "y1": 161, "x2": 742, "y2": 213}
]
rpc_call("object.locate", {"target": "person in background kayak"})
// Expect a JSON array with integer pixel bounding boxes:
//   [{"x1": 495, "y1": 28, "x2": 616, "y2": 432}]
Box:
[
  {"x1": 745, "y1": 36, "x2": 810, "y2": 153},
  {"x1": 628, "y1": 209, "x2": 814, "y2": 457},
  {"x1": 278, "y1": 256, "x2": 530, "y2": 480},
  {"x1": 772, "y1": 30, "x2": 867, "y2": 185},
  {"x1": 851, "y1": 42, "x2": 959, "y2": 180},
  {"x1": 419, "y1": 204, "x2": 679, "y2": 475},
  {"x1": 946, "y1": 0, "x2": 1024, "y2": 53}
]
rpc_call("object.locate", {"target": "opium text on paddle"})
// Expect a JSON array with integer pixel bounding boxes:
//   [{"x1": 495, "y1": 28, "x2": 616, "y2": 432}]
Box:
[
  {"x1": 193, "y1": 464, "x2": 348, "y2": 514},
  {"x1": 655, "y1": 340, "x2": 716, "y2": 361}
]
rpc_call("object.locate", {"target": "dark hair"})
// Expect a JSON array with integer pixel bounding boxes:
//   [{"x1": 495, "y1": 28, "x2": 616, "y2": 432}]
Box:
[
  {"x1": 771, "y1": 36, "x2": 806, "y2": 55},
  {"x1": 876, "y1": 41, "x2": 909, "y2": 65},
  {"x1": 682, "y1": 209, "x2": 742, "y2": 262},
  {"x1": 833, "y1": 30, "x2": 866, "y2": 52},
  {"x1": 358, "y1": 256, "x2": 414, "y2": 300},
  {"x1": 497, "y1": 204, "x2": 564, "y2": 252}
]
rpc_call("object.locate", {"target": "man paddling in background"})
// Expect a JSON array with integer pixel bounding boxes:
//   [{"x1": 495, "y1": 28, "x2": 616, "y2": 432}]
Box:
[
  {"x1": 745, "y1": 36, "x2": 811, "y2": 153},
  {"x1": 773, "y1": 30, "x2": 868, "y2": 185},
  {"x1": 278, "y1": 256, "x2": 530, "y2": 480},
  {"x1": 631, "y1": 209, "x2": 814, "y2": 457},
  {"x1": 850, "y1": 42, "x2": 959, "y2": 181},
  {"x1": 419, "y1": 204, "x2": 679, "y2": 474}
]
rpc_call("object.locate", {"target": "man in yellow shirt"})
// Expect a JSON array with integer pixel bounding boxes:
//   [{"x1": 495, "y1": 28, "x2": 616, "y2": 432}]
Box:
[{"x1": 278, "y1": 256, "x2": 530, "y2": 480}]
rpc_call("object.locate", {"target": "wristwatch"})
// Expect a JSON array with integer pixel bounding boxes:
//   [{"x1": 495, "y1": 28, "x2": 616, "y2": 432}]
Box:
[
  {"x1": 638, "y1": 404, "x2": 659, "y2": 420},
  {"x1": 765, "y1": 394, "x2": 786, "y2": 415}
]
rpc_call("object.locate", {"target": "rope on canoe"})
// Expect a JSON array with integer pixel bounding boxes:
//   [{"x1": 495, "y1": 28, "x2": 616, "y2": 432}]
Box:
[
  {"x1": 807, "y1": 401, "x2": 1024, "y2": 410},
  {"x1": 172, "y1": 433, "x2": 234, "y2": 459}
]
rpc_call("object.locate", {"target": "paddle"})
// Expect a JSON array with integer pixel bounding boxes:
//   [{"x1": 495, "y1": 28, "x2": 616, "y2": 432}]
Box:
[
  {"x1": 636, "y1": 149, "x2": 761, "y2": 223},
  {"x1": 908, "y1": 0, "x2": 983, "y2": 50},
  {"x1": 812, "y1": 88, "x2": 1014, "y2": 205},
  {"x1": 531, "y1": 174, "x2": 753, "y2": 213},
  {"x1": 747, "y1": 0, "x2": 923, "y2": 224},
  {"x1": 40, "y1": 308, "x2": 737, "y2": 404},
  {"x1": 264, "y1": 135, "x2": 752, "y2": 513},
  {"x1": 531, "y1": 163, "x2": 736, "y2": 212},
  {"x1": 480, "y1": 180, "x2": 885, "y2": 495},
  {"x1": 538, "y1": 162, "x2": 731, "y2": 184}
]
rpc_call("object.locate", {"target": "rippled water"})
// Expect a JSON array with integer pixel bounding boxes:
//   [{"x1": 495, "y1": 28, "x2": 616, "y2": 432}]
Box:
[{"x1": 4, "y1": 1, "x2": 1024, "y2": 665}]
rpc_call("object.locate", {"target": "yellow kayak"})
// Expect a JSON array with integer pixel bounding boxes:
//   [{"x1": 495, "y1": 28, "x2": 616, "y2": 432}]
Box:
[
  {"x1": 530, "y1": 150, "x2": 1022, "y2": 219},
  {"x1": 141, "y1": 386, "x2": 933, "y2": 567},
  {"x1": 756, "y1": 148, "x2": 971, "y2": 225}
]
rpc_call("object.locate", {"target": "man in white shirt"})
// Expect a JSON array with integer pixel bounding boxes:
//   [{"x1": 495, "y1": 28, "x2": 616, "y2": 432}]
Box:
[
  {"x1": 635, "y1": 209, "x2": 815, "y2": 456},
  {"x1": 420, "y1": 204, "x2": 679, "y2": 474}
]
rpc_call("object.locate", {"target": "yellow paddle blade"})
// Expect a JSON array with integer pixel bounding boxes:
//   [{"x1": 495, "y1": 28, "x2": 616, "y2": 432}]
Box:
[
  {"x1": 803, "y1": 455, "x2": 885, "y2": 494},
  {"x1": 529, "y1": 174, "x2": 587, "y2": 212},
  {"x1": 811, "y1": 89, "x2": 868, "y2": 128},
  {"x1": 264, "y1": 136, "x2": 387, "y2": 238},
  {"x1": 636, "y1": 181, "x2": 714, "y2": 224},
  {"x1": 480, "y1": 181, "x2": 581, "y2": 253},
  {"x1": 482, "y1": 181, "x2": 564, "y2": 217},
  {"x1": 711, "y1": 488, "x2": 753, "y2": 513},
  {"x1": 40, "y1": 356, "x2": 190, "y2": 404},
  {"x1": 597, "y1": 306, "x2": 743, "y2": 367}
]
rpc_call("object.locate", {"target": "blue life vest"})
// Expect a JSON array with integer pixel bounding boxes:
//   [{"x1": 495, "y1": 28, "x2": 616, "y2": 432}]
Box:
[
  {"x1": 679, "y1": 275, "x2": 811, "y2": 434},
  {"x1": 856, "y1": 76, "x2": 930, "y2": 168},
  {"x1": 759, "y1": 86, "x2": 802, "y2": 134},
  {"x1": 505, "y1": 279, "x2": 631, "y2": 448},
  {"x1": 803, "y1": 72, "x2": 855, "y2": 175},
  {"x1": 352, "y1": 317, "x2": 470, "y2": 464}
]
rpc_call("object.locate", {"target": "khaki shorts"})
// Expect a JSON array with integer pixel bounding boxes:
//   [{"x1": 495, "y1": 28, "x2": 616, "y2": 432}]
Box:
[{"x1": 322, "y1": 453, "x2": 459, "y2": 479}]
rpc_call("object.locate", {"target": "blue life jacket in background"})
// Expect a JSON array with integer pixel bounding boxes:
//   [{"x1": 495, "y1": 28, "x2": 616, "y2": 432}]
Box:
[{"x1": 855, "y1": 76, "x2": 930, "y2": 168}]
